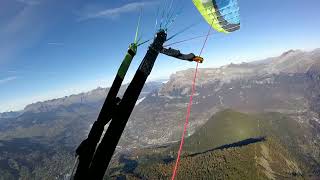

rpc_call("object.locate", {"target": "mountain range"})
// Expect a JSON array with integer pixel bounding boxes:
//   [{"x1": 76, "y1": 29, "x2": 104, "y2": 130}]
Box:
[{"x1": 0, "y1": 49, "x2": 319, "y2": 179}]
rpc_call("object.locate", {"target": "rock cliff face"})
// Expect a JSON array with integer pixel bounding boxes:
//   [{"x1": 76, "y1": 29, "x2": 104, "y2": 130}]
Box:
[
  {"x1": 160, "y1": 49, "x2": 320, "y2": 96},
  {"x1": 22, "y1": 81, "x2": 164, "y2": 114},
  {"x1": 126, "y1": 49, "x2": 320, "y2": 147}
]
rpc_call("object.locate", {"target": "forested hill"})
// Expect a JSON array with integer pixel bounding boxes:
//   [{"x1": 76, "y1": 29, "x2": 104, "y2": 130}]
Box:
[{"x1": 107, "y1": 110, "x2": 319, "y2": 179}]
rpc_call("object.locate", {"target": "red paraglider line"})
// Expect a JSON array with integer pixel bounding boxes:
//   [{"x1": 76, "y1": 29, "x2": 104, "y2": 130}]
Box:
[
  {"x1": 170, "y1": 62, "x2": 198, "y2": 180},
  {"x1": 171, "y1": 24, "x2": 212, "y2": 180}
]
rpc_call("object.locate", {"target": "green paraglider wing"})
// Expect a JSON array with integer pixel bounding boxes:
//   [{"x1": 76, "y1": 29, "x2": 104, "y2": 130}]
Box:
[{"x1": 193, "y1": 0, "x2": 240, "y2": 33}]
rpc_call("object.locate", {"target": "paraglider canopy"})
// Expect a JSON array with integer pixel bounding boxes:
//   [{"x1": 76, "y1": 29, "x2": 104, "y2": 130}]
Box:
[{"x1": 193, "y1": 0, "x2": 240, "y2": 33}]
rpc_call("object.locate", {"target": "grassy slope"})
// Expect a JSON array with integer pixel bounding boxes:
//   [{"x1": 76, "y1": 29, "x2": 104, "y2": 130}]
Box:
[
  {"x1": 107, "y1": 110, "x2": 319, "y2": 179},
  {"x1": 180, "y1": 110, "x2": 261, "y2": 153}
]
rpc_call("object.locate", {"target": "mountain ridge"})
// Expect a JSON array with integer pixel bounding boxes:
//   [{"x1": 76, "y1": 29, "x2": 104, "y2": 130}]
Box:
[{"x1": 160, "y1": 48, "x2": 320, "y2": 95}]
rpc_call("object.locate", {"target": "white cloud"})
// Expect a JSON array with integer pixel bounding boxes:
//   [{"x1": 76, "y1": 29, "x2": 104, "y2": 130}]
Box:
[
  {"x1": 47, "y1": 42, "x2": 64, "y2": 46},
  {"x1": 16, "y1": 0, "x2": 41, "y2": 6},
  {"x1": 0, "y1": 76, "x2": 17, "y2": 85},
  {"x1": 79, "y1": 1, "x2": 156, "y2": 21}
]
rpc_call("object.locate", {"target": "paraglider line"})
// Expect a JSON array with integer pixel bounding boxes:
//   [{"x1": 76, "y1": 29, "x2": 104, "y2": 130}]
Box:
[
  {"x1": 134, "y1": 9, "x2": 143, "y2": 44},
  {"x1": 137, "y1": 39, "x2": 151, "y2": 47},
  {"x1": 166, "y1": 22, "x2": 199, "y2": 42},
  {"x1": 199, "y1": 25, "x2": 212, "y2": 56},
  {"x1": 171, "y1": 23, "x2": 212, "y2": 180},
  {"x1": 165, "y1": 1, "x2": 186, "y2": 30},
  {"x1": 154, "y1": 7, "x2": 160, "y2": 35},
  {"x1": 170, "y1": 62, "x2": 198, "y2": 180},
  {"x1": 164, "y1": 32, "x2": 214, "y2": 47},
  {"x1": 160, "y1": 0, "x2": 170, "y2": 29}
]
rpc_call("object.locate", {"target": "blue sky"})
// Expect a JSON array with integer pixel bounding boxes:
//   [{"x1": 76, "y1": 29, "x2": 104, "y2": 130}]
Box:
[{"x1": 0, "y1": 0, "x2": 320, "y2": 112}]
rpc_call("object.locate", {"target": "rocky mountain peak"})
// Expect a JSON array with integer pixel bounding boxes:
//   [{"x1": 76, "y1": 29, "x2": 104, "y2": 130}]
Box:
[
  {"x1": 23, "y1": 87, "x2": 107, "y2": 113},
  {"x1": 279, "y1": 49, "x2": 300, "y2": 58},
  {"x1": 21, "y1": 81, "x2": 164, "y2": 114}
]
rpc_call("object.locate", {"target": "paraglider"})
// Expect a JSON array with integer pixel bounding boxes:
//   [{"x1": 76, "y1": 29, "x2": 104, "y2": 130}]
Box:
[
  {"x1": 73, "y1": 0, "x2": 240, "y2": 179},
  {"x1": 192, "y1": 0, "x2": 240, "y2": 33}
]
